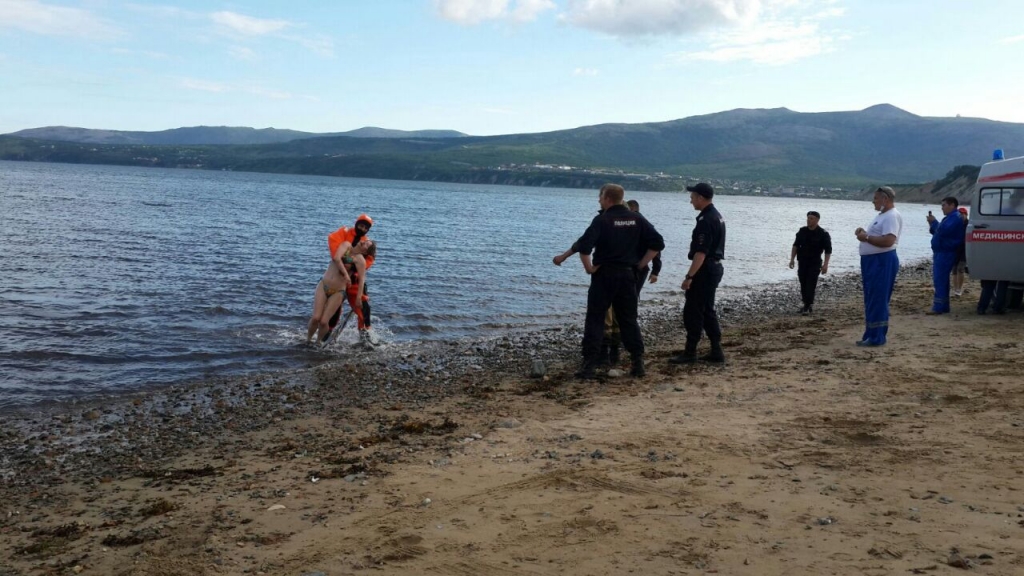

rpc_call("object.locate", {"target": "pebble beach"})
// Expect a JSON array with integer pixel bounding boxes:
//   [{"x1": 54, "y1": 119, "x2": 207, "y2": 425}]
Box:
[{"x1": 3, "y1": 262, "x2": 1024, "y2": 576}]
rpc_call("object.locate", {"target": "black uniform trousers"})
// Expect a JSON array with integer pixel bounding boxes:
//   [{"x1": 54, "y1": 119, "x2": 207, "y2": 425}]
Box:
[
  {"x1": 583, "y1": 266, "x2": 644, "y2": 362},
  {"x1": 635, "y1": 267, "x2": 650, "y2": 296},
  {"x1": 797, "y1": 259, "x2": 822, "y2": 308},
  {"x1": 598, "y1": 267, "x2": 649, "y2": 350},
  {"x1": 683, "y1": 261, "x2": 724, "y2": 348}
]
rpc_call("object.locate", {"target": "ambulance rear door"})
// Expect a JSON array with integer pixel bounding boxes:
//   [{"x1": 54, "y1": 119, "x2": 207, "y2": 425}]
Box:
[{"x1": 966, "y1": 159, "x2": 1024, "y2": 281}]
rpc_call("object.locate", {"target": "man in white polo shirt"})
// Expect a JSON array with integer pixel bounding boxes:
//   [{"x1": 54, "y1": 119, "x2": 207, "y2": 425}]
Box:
[{"x1": 854, "y1": 186, "x2": 903, "y2": 346}]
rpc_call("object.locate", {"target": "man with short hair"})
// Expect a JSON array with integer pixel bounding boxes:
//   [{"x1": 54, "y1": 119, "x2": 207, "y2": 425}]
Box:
[
  {"x1": 926, "y1": 196, "x2": 966, "y2": 314},
  {"x1": 669, "y1": 183, "x2": 727, "y2": 364},
  {"x1": 626, "y1": 200, "x2": 663, "y2": 292},
  {"x1": 573, "y1": 184, "x2": 664, "y2": 379},
  {"x1": 854, "y1": 186, "x2": 903, "y2": 346},
  {"x1": 789, "y1": 211, "x2": 832, "y2": 315},
  {"x1": 553, "y1": 198, "x2": 630, "y2": 366}
]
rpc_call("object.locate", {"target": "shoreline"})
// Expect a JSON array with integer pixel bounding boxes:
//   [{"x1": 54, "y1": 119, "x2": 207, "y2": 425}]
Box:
[
  {"x1": 0, "y1": 262, "x2": 933, "y2": 443},
  {"x1": 0, "y1": 260, "x2": 922, "y2": 421},
  {"x1": 6, "y1": 260, "x2": 1024, "y2": 575}
]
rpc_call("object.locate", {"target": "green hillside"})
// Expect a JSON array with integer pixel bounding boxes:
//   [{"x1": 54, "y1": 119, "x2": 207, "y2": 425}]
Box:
[
  {"x1": 2, "y1": 105, "x2": 1021, "y2": 189},
  {"x1": 5, "y1": 125, "x2": 468, "y2": 145}
]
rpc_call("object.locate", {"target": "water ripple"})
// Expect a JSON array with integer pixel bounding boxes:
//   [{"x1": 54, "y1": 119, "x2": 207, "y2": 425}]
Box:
[{"x1": 0, "y1": 160, "x2": 937, "y2": 408}]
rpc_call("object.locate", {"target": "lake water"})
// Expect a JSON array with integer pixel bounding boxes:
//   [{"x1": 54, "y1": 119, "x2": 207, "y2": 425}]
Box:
[{"x1": 0, "y1": 161, "x2": 935, "y2": 408}]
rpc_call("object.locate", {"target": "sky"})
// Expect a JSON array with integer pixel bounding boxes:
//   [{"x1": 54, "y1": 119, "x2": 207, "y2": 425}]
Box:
[{"x1": 1, "y1": 0, "x2": 1023, "y2": 136}]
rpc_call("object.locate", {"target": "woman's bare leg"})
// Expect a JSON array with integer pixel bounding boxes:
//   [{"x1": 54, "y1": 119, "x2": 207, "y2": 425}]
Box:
[
  {"x1": 307, "y1": 281, "x2": 328, "y2": 342},
  {"x1": 317, "y1": 293, "x2": 346, "y2": 342}
]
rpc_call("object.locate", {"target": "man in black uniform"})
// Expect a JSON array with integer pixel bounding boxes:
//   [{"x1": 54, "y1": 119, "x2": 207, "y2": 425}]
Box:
[
  {"x1": 574, "y1": 184, "x2": 665, "y2": 379},
  {"x1": 669, "y1": 182, "x2": 726, "y2": 365},
  {"x1": 788, "y1": 211, "x2": 832, "y2": 315},
  {"x1": 627, "y1": 199, "x2": 663, "y2": 295}
]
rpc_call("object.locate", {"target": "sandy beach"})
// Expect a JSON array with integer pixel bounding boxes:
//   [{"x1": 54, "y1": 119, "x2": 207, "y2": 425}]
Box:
[{"x1": 2, "y1": 264, "x2": 1023, "y2": 576}]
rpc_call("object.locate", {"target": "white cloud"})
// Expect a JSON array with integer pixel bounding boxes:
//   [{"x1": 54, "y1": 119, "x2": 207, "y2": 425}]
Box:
[
  {"x1": 179, "y1": 77, "x2": 308, "y2": 101},
  {"x1": 0, "y1": 0, "x2": 122, "y2": 39},
  {"x1": 210, "y1": 11, "x2": 291, "y2": 36},
  {"x1": 676, "y1": 30, "x2": 830, "y2": 65},
  {"x1": 283, "y1": 33, "x2": 335, "y2": 57},
  {"x1": 180, "y1": 78, "x2": 229, "y2": 93},
  {"x1": 666, "y1": 0, "x2": 845, "y2": 65},
  {"x1": 228, "y1": 46, "x2": 257, "y2": 61},
  {"x1": 511, "y1": 0, "x2": 557, "y2": 21},
  {"x1": 124, "y1": 3, "x2": 201, "y2": 20},
  {"x1": 563, "y1": 0, "x2": 760, "y2": 37},
  {"x1": 433, "y1": 0, "x2": 846, "y2": 66},
  {"x1": 126, "y1": 7, "x2": 332, "y2": 57},
  {"x1": 999, "y1": 34, "x2": 1024, "y2": 45},
  {"x1": 573, "y1": 67, "x2": 599, "y2": 76},
  {"x1": 809, "y1": 6, "x2": 845, "y2": 20},
  {"x1": 112, "y1": 48, "x2": 172, "y2": 61},
  {"x1": 208, "y1": 11, "x2": 333, "y2": 56},
  {"x1": 247, "y1": 86, "x2": 293, "y2": 100},
  {"x1": 435, "y1": 0, "x2": 555, "y2": 24},
  {"x1": 437, "y1": 0, "x2": 505, "y2": 23}
]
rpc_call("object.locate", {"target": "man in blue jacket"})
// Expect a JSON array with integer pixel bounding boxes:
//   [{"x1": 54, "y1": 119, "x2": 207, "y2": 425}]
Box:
[{"x1": 926, "y1": 196, "x2": 967, "y2": 314}]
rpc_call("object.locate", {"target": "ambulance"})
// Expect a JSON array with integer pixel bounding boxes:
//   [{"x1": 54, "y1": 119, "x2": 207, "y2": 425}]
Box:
[{"x1": 965, "y1": 150, "x2": 1024, "y2": 300}]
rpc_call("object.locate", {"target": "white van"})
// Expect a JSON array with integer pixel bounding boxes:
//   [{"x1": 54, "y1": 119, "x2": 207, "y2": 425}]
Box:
[{"x1": 965, "y1": 152, "x2": 1024, "y2": 284}]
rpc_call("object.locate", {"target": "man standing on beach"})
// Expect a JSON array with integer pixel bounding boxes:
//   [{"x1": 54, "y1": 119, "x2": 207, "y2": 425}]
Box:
[
  {"x1": 627, "y1": 199, "x2": 663, "y2": 294},
  {"x1": 789, "y1": 211, "x2": 832, "y2": 315},
  {"x1": 855, "y1": 186, "x2": 903, "y2": 346},
  {"x1": 926, "y1": 196, "x2": 966, "y2": 315},
  {"x1": 573, "y1": 184, "x2": 664, "y2": 379},
  {"x1": 669, "y1": 183, "x2": 727, "y2": 365}
]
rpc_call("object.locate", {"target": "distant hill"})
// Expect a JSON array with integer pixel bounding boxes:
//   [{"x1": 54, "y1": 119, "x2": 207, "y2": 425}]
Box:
[
  {"x1": 340, "y1": 127, "x2": 466, "y2": 139},
  {"x1": 4, "y1": 125, "x2": 468, "y2": 145},
  {"x1": 865, "y1": 165, "x2": 981, "y2": 204},
  {"x1": 2, "y1": 105, "x2": 1022, "y2": 188}
]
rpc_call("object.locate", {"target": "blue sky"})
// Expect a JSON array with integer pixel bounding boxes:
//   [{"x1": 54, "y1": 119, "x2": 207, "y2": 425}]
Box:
[{"x1": 1, "y1": 0, "x2": 1023, "y2": 136}]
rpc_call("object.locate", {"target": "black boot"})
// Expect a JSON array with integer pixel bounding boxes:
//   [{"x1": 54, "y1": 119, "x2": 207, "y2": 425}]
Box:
[
  {"x1": 669, "y1": 347, "x2": 699, "y2": 364},
  {"x1": 575, "y1": 359, "x2": 599, "y2": 380},
  {"x1": 596, "y1": 345, "x2": 611, "y2": 366},
  {"x1": 629, "y1": 355, "x2": 645, "y2": 378},
  {"x1": 608, "y1": 345, "x2": 620, "y2": 366},
  {"x1": 701, "y1": 342, "x2": 726, "y2": 364}
]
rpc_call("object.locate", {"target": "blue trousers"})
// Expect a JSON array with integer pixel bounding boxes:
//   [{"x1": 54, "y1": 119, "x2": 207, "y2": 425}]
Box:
[
  {"x1": 861, "y1": 251, "x2": 899, "y2": 345},
  {"x1": 931, "y1": 251, "x2": 957, "y2": 313}
]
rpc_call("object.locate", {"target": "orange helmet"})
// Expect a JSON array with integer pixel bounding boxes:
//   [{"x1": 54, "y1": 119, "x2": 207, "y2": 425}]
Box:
[{"x1": 355, "y1": 213, "x2": 374, "y2": 227}]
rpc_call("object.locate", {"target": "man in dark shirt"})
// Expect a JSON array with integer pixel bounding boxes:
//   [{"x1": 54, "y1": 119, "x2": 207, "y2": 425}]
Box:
[
  {"x1": 788, "y1": 211, "x2": 832, "y2": 315},
  {"x1": 574, "y1": 184, "x2": 665, "y2": 379},
  {"x1": 669, "y1": 183, "x2": 727, "y2": 365},
  {"x1": 627, "y1": 199, "x2": 663, "y2": 294}
]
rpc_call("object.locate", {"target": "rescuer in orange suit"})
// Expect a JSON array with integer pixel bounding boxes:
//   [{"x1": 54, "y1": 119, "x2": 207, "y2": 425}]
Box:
[{"x1": 307, "y1": 214, "x2": 373, "y2": 343}]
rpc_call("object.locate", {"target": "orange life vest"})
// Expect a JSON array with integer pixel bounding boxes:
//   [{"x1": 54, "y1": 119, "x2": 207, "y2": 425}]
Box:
[{"x1": 327, "y1": 227, "x2": 358, "y2": 259}]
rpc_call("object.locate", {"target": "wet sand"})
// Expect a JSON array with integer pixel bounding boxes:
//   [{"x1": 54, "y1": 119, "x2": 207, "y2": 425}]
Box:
[{"x1": 2, "y1": 264, "x2": 1024, "y2": 576}]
